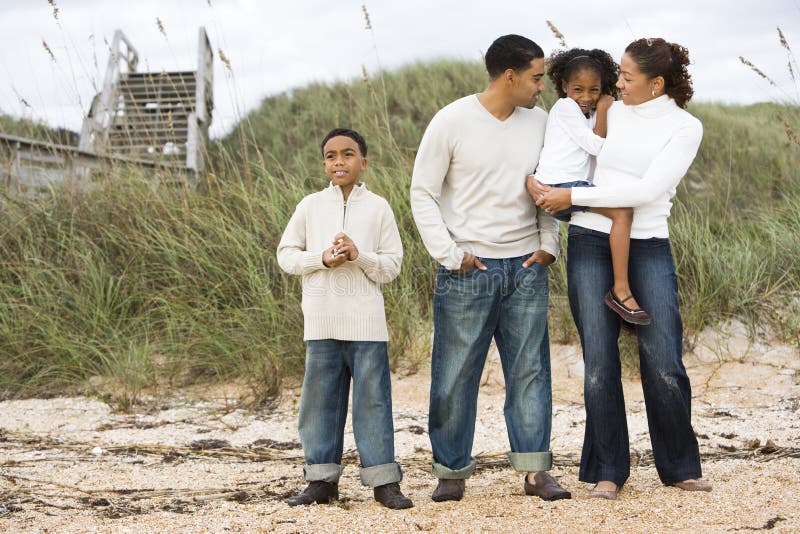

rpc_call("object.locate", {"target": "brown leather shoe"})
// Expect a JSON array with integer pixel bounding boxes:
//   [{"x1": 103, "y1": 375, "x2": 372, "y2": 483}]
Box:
[
  {"x1": 286, "y1": 481, "x2": 338, "y2": 506},
  {"x1": 671, "y1": 479, "x2": 712, "y2": 492},
  {"x1": 604, "y1": 290, "x2": 651, "y2": 325},
  {"x1": 524, "y1": 472, "x2": 571, "y2": 501},
  {"x1": 374, "y1": 482, "x2": 413, "y2": 509},
  {"x1": 431, "y1": 478, "x2": 465, "y2": 502}
]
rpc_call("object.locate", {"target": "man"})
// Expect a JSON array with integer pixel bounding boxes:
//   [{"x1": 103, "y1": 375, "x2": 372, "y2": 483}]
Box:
[{"x1": 410, "y1": 34, "x2": 568, "y2": 502}]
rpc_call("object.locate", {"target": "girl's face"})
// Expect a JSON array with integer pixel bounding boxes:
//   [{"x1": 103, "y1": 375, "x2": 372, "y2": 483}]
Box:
[
  {"x1": 616, "y1": 52, "x2": 655, "y2": 105},
  {"x1": 562, "y1": 68, "x2": 602, "y2": 116}
]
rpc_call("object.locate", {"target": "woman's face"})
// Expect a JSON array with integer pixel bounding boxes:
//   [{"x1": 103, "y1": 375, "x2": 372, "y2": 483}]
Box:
[{"x1": 616, "y1": 52, "x2": 654, "y2": 105}]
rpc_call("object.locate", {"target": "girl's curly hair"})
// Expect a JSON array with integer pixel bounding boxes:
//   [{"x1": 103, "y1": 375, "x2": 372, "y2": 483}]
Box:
[{"x1": 547, "y1": 48, "x2": 619, "y2": 99}]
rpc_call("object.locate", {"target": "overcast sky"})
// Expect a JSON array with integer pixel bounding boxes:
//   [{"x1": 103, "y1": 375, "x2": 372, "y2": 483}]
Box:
[{"x1": 0, "y1": 0, "x2": 798, "y2": 138}]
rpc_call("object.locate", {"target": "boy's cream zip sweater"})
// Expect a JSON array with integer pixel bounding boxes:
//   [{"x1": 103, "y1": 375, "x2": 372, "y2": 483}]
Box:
[{"x1": 277, "y1": 183, "x2": 403, "y2": 341}]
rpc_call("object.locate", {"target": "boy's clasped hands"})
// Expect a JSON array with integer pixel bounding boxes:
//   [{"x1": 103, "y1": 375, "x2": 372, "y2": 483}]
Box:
[{"x1": 322, "y1": 232, "x2": 359, "y2": 267}]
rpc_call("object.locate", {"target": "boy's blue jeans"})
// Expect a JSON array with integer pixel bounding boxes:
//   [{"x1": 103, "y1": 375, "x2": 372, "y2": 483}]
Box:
[
  {"x1": 298, "y1": 339, "x2": 402, "y2": 487},
  {"x1": 429, "y1": 255, "x2": 553, "y2": 479},
  {"x1": 566, "y1": 225, "x2": 702, "y2": 487}
]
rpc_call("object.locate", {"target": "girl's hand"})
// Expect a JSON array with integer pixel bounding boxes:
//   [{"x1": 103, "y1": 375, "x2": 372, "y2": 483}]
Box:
[
  {"x1": 526, "y1": 175, "x2": 551, "y2": 201},
  {"x1": 596, "y1": 95, "x2": 615, "y2": 111},
  {"x1": 538, "y1": 188, "x2": 572, "y2": 214}
]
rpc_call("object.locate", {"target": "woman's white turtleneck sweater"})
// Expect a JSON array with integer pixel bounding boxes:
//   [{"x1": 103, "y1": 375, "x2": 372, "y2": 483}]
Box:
[{"x1": 569, "y1": 95, "x2": 703, "y2": 238}]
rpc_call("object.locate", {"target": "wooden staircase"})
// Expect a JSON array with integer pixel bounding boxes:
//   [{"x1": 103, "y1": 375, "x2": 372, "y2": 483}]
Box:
[
  {"x1": 109, "y1": 71, "x2": 196, "y2": 159},
  {"x1": 79, "y1": 29, "x2": 213, "y2": 181}
]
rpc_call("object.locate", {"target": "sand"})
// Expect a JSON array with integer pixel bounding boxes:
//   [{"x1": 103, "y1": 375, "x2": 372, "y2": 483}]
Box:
[{"x1": 1, "y1": 319, "x2": 798, "y2": 532}]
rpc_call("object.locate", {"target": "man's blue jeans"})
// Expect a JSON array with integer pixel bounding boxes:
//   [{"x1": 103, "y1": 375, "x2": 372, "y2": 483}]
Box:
[
  {"x1": 298, "y1": 340, "x2": 402, "y2": 487},
  {"x1": 566, "y1": 225, "x2": 702, "y2": 487},
  {"x1": 429, "y1": 255, "x2": 554, "y2": 479}
]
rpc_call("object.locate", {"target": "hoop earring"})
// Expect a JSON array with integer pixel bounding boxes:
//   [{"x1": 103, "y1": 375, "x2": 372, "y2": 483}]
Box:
[{"x1": 651, "y1": 89, "x2": 656, "y2": 97}]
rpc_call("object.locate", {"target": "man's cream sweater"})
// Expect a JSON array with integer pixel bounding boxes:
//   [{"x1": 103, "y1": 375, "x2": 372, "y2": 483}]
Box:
[
  {"x1": 410, "y1": 95, "x2": 559, "y2": 270},
  {"x1": 276, "y1": 183, "x2": 402, "y2": 341}
]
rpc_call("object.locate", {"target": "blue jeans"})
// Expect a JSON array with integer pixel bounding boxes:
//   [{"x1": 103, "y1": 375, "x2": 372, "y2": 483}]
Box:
[
  {"x1": 429, "y1": 255, "x2": 553, "y2": 478},
  {"x1": 566, "y1": 226, "x2": 702, "y2": 487},
  {"x1": 552, "y1": 180, "x2": 593, "y2": 222},
  {"x1": 298, "y1": 340, "x2": 402, "y2": 487}
]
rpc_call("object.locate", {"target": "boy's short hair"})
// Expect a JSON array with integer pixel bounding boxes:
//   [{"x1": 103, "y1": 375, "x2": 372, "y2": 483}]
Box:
[
  {"x1": 485, "y1": 35, "x2": 544, "y2": 79},
  {"x1": 321, "y1": 128, "x2": 368, "y2": 157}
]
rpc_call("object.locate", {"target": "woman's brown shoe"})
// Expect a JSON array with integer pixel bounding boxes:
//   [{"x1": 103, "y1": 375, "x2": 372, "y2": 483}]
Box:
[
  {"x1": 671, "y1": 479, "x2": 712, "y2": 492},
  {"x1": 588, "y1": 482, "x2": 619, "y2": 500}
]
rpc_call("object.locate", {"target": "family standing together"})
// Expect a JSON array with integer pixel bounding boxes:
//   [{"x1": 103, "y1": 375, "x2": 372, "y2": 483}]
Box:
[{"x1": 276, "y1": 32, "x2": 709, "y2": 510}]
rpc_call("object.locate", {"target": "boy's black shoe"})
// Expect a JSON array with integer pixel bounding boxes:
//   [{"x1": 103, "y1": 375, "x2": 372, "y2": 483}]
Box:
[
  {"x1": 431, "y1": 478, "x2": 465, "y2": 502},
  {"x1": 373, "y1": 482, "x2": 413, "y2": 509},
  {"x1": 286, "y1": 481, "x2": 338, "y2": 506}
]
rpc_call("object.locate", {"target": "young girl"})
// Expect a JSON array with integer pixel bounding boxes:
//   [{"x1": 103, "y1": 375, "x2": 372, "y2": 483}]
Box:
[{"x1": 530, "y1": 48, "x2": 649, "y2": 325}]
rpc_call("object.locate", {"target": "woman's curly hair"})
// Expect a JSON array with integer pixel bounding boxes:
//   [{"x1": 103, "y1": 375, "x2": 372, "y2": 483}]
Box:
[
  {"x1": 547, "y1": 48, "x2": 619, "y2": 99},
  {"x1": 625, "y1": 38, "x2": 694, "y2": 108}
]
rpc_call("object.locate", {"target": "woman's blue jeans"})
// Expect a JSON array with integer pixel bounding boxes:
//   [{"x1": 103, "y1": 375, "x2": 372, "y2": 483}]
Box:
[
  {"x1": 298, "y1": 339, "x2": 402, "y2": 487},
  {"x1": 566, "y1": 225, "x2": 702, "y2": 487},
  {"x1": 428, "y1": 255, "x2": 554, "y2": 479}
]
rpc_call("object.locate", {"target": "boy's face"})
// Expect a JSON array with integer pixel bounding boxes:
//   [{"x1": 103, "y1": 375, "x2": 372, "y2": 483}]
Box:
[{"x1": 322, "y1": 135, "x2": 367, "y2": 190}]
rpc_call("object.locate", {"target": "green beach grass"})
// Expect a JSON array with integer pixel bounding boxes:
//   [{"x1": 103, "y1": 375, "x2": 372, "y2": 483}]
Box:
[{"x1": 1, "y1": 59, "x2": 798, "y2": 405}]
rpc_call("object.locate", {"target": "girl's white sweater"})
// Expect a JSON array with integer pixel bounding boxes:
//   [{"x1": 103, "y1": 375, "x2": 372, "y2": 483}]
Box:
[{"x1": 276, "y1": 183, "x2": 403, "y2": 341}]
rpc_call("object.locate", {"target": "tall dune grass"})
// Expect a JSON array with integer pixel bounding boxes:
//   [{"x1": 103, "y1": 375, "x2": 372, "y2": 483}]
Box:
[{"x1": 1, "y1": 59, "x2": 798, "y2": 404}]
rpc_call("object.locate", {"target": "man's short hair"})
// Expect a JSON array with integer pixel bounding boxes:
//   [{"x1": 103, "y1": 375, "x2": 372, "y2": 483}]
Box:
[
  {"x1": 485, "y1": 35, "x2": 544, "y2": 79},
  {"x1": 320, "y1": 128, "x2": 368, "y2": 157}
]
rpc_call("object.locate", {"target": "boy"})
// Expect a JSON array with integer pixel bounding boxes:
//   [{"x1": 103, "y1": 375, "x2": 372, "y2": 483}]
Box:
[{"x1": 276, "y1": 128, "x2": 412, "y2": 509}]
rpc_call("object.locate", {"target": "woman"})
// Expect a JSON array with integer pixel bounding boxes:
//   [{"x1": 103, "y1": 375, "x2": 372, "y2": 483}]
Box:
[{"x1": 531, "y1": 38, "x2": 711, "y2": 499}]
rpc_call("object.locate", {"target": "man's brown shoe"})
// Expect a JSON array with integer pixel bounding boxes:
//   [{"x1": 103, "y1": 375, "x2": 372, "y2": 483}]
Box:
[
  {"x1": 524, "y1": 472, "x2": 571, "y2": 501},
  {"x1": 286, "y1": 481, "x2": 338, "y2": 506},
  {"x1": 374, "y1": 482, "x2": 413, "y2": 509},
  {"x1": 671, "y1": 479, "x2": 712, "y2": 492},
  {"x1": 431, "y1": 478, "x2": 465, "y2": 502}
]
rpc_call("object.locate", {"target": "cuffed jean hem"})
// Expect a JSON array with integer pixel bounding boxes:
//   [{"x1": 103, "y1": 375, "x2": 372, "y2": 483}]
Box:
[
  {"x1": 432, "y1": 458, "x2": 476, "y2": 479},
  {"x1": 360, "y1": 462, "x2": 403, "y2": 487},
  {"x1": 508, "y1": 451, "x2": 553, "y2": 472},
  {"x1": 303, "y1": 463, "x2": 344, "y2": 483}
]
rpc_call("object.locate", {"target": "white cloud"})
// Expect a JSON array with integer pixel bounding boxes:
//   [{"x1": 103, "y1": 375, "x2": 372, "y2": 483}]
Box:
[{"x1": 0, "y1": 0, "x2": 797, "y2": 137}]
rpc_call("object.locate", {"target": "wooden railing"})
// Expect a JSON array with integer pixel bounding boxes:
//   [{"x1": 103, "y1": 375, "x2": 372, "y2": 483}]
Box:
[{"x1": 1, "y1": 133, "x2": 193, "y2": 195}]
